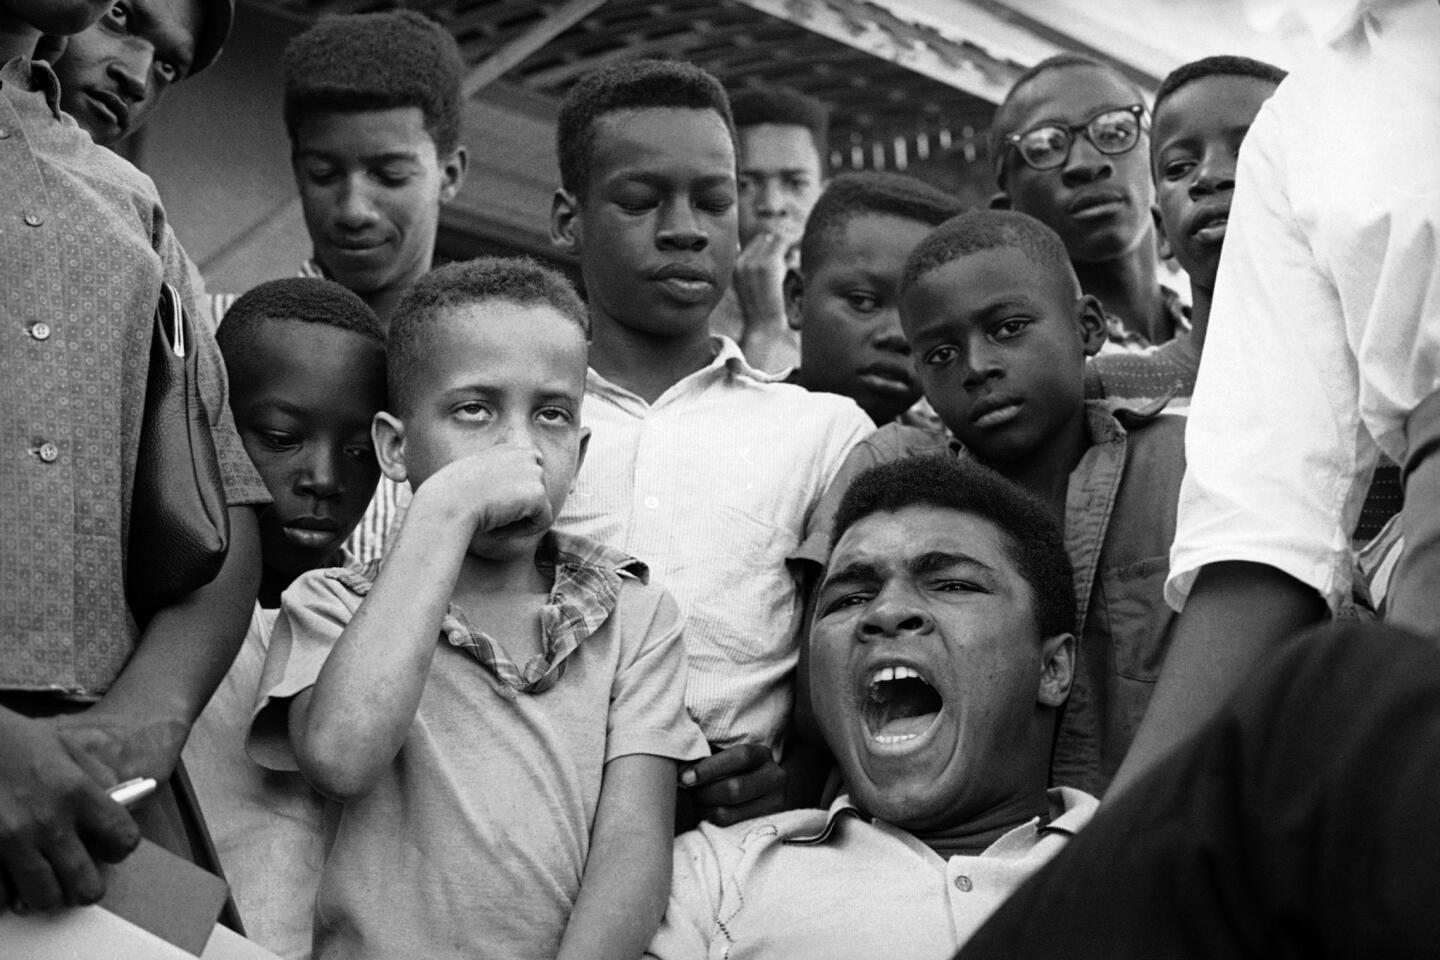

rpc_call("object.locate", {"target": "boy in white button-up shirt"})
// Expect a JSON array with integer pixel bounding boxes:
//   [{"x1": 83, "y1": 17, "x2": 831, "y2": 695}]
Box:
[{"x1": 549, "y1": 59, "x2": 873, "y2": 827}]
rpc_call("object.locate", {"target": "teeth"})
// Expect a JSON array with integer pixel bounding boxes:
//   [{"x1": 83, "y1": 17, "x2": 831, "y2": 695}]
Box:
[
  {"x1": 874, "y1": 732, "x2": 921, "y2": 744},
  {"x1": 870, "y1": 664, "x2": 922, "y2": 686}
]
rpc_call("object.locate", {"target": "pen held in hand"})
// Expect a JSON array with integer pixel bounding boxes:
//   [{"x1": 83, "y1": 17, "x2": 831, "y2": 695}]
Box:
[{"x1": 107, "y1": 777, "x2": 157, "y2": 808}]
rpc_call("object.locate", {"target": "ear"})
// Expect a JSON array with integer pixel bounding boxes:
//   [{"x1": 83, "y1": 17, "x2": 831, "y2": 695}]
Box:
[
  {"x1": 551, "y1": 188, "x2": 582, "y2": 255},
  {"x1": 783, "y1": 267, "x2": 805, "y2": 332},
  {"x1": 1151, "y1": 204, "x2": 1173, "y2": 261},
  {"x1": 1036, "y1": 632, "x2": 1075, "y2": 708},
  {"x1": 1074, "y1": 295, "x2": 1108, "y2": 358},
  {"x1": 372, "y1": 412, "x2": 408, "y2": 485},
  {"x1": 438, "y1": 146, "x2": 468, "y2": 204},
  {"x1": 988, "y1": 191, "x2": 1012, "y2": 211},
  {"x1": 575, "y1": 426, "x2": 590, "y2": 479}
]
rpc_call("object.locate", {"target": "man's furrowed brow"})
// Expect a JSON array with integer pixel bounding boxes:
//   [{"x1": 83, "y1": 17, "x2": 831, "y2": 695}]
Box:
[
  {"x1": 819, "y1": 558, "x2": 885, "y2": 594},
  {"x1": 909, "y1": 550, "x2": 997, "y2": 577}
]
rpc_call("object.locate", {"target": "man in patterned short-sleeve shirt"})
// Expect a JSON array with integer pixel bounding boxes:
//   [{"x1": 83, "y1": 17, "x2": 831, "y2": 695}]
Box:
[{"x1": 0, "y1": 0, "x2": 268, "y2": 914}]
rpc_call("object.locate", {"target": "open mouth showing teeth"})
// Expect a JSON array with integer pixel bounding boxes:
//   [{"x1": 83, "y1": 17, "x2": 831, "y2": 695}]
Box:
[{"x1": 864, "y1": 665, "x2": 943, "y2": 744}]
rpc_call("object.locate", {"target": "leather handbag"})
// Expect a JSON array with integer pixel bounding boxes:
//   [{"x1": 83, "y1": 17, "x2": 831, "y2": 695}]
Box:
[{"x1": 126, "y1": 282, "x2": 230, "y2": 623}]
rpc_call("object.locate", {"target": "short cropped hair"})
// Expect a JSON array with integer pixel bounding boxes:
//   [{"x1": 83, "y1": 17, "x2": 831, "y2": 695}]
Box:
[
  {"x1": 990, "y1": 53, "x2": 1147, "y2": 182},
  {"x1": 218, "y1": 278, "x2": 382, "y2": 374},
  {"x1": 829, "y1": 455, "x2": 1075, "y2": 639},
  {"x1": 387, "y1": 257, "x2": 588, "y2": 413},
  {"x1": 901, "y1": 209, "x2": 1075, "y2": 294},
  {"x1": 282, "y1": 10, "x2": 464, "y2": 156},
  {"x1": 1153, "y1": 55, "x2": 1287, "y2": 117},
  {"x1": 730, "y1": 85, "x2": 830, "y2": 158},
  {"x1": 799, "y1": 171, "x2": 964, "y2": 274},
  {"x1": 557, "y1": 59, "x2": 736, "y2": 199}
]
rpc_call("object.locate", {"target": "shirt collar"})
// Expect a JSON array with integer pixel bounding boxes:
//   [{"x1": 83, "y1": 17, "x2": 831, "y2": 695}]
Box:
[
  {"x1": 785, "y1": 788, "x2": 1098, "y2": 850},
  {"x1": 536, "y1": 529, "x2": 648, "y2": 582},
  {"x1": 712, "y1": 334, "x2": 789, "y2": 384},
  {"x1": 784, "y1": 794, "x2": 871, "y2": 846},
  {"x1": 1, "y1": 57, "x2": 64, "y2": 121},
  {"x1": 586, "y1": 334, "x2": 787, "y2": 404}
]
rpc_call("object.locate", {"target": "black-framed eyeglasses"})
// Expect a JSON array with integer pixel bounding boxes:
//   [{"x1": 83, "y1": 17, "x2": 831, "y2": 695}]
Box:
[{"x1": 1002, "y1": 104, "x2": 1149, "y2": 172}]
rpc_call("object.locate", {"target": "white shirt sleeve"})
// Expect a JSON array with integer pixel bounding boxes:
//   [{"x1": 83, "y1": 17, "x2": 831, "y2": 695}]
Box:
[{"x1": 1166, "y1": 94, "x2": 1375, "y2": 613}]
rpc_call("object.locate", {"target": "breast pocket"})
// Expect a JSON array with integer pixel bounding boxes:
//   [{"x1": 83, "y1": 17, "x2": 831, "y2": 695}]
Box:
[
  {"x1": 1097, "y1": 556, "x2": 1177, "y2": 746},
  {"x1": 678, "y1": 502, "x2": 797, "y2": 665}
]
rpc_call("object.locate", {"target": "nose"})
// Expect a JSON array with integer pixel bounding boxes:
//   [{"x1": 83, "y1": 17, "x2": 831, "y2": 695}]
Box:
[
  {"x1": 295, "y1": 447, "x2": 342, "y2": 500},
  {"x1": 755, "y1": 177, "x2": 785, "y2": 216},
  {"x1": 1188, "y1": 148, "x2": 1237, "y2": 201},
  {"x1": 656, "y1": 200, "x2": 708, "y2": 252},
  {"x1": 1060, "y1": 134, "x2": 1114, "y2": 188},
  {"x1": 108, "y1": 41, "x2": 152, "y2": 101},
  {"x1": 959, "y1": 337, "x2": 1003, "y2": 390},
  {"x1": 872, "y1": 309, "x2": 910, "y2": 354},
  {"x1": 496, "y1": 414, "x2": 544, "y2": 458},
  {"x1": 859, "y1": 580, "x2": 934, "y2": 641},
  {"x1": 335, "y1": 176, "x2": 380, "y2": 229}
]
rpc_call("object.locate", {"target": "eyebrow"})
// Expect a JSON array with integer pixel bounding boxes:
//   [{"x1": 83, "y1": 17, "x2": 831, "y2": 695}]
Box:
[
  {"x1": 818, "y1": 559, "x2": 885, "y2": 595},
  {"x1": 909, "y1": 550, "x2": 996, "y2": 577},
  {"x1": 818, "y1": 549, "x2": 997, "y2": 594},
  {"x1": 295, "y1": 149, "x2": 424, "y2": 165},
  {"x1": 739, "y1": 165, "x2": 813, "y2": 176},
  {"x1": 612, "y1": 171, "x2": 735, "y2": 189}
]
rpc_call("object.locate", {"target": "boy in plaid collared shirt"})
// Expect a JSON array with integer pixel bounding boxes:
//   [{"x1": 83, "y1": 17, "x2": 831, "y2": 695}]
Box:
[{"x1": 247, "y1": 258, "x2": 707, "y2": 960}]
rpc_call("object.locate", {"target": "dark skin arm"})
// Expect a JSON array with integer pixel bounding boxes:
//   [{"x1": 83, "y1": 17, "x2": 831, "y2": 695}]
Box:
[
  {"x1": 1108, "y1": 560, "x2": 1325, "y2": 798},
  {"x1": 0, "y1": 505, "x2": 260, "y2": 910},
  {"x1": 679, "y1": 743, "x2": 788, "y2": 829}
]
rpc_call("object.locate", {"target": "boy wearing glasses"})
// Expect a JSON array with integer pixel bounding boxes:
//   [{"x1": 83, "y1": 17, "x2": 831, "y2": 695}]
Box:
[{"x1": 992, "y1": 54, "x2": 1185, "y2": 352}]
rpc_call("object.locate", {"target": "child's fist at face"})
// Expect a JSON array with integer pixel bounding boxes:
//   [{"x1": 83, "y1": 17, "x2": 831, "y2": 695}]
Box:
[{"x1": 426, "y1": 445, "x2": 554, "y2": 558}]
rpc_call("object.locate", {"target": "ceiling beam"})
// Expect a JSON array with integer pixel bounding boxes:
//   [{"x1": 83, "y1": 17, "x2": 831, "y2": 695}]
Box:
[
  {"x1": 461, "y1": 0, "x2": 611, "y2": 98},
  {"x1": 730, "y1": 0, "x2": 1022, "y2": 103}
]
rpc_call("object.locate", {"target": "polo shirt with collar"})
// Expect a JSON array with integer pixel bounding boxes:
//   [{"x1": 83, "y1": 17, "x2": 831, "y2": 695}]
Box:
[{"x1": 646, "y1": 787, "x2": 1097, "y2": 960}]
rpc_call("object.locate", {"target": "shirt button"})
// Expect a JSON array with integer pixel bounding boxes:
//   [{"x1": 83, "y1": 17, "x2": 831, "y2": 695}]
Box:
[
  {"x1": 643, "y1": 496, "x2": 659, "y2": 509},
  {"x1": 29, "y1": 321, "x2": 51, "y2": 341},
  {"x1": 953, "y1": 875, "x2": 973, "y2": 892},
  {"x1": 36, "y1": 441, "x2": 59, "y2": 463},
  {"x1": 23, "y1": 213, "x2": 43, "y2": 227}
]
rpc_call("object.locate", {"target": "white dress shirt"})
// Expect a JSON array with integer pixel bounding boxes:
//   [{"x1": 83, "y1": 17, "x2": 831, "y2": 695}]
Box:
[
  {"x1": 557, "y1": 337, "x2": 873, "y2": 752},
  {"x1": 1168, "y1": 0, "x2": 1440, "y2": 612}
]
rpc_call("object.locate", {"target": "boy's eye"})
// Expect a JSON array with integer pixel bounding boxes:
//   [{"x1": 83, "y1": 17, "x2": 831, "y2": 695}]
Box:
[
  {"x1": 536, "y1": 407, "x2": 572, "y2": 425},
  {"x1": 611, "y1": 186, "x2": 658, "y2": 212},
  {"x1": 922, "y1": 344, "x2": 959, "y2": 366},
  {"x1": 1161, "y1": 158, "x2": 1196, "y2": 181},
  {"x1": 452, "y1": 401, "x2": 493, "y2": 421},
  {"x1": 155, "y1": 59, "x2": 178, "y2": 83},
  {"x1": 373, "y1": 166, "x2": 415, "y2": 187},
  {"x1": 303, "y1": 164, "x2": 339, "y2": 185},
  {"x1": 104, "y1": 2, "x2": 129, "y2": 28},
  {"x1": 697, "y1": 191, "x2": 736, "y2": 215},
  {"x1": 344, "y1": 442, "x2": 376, "y2": 463},
  {"x1": 254, "y1": 430, "x2": 299, "y2": 452},
  {"x1": 782, "y1": 173, "x2": 813, "y2": 192},
  {"x1": 845, "y1": 291, "x2": 880, "y2": 314},
  {"x1": 994, "y1": 318, "x2": 1031, "y2": 340}
]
